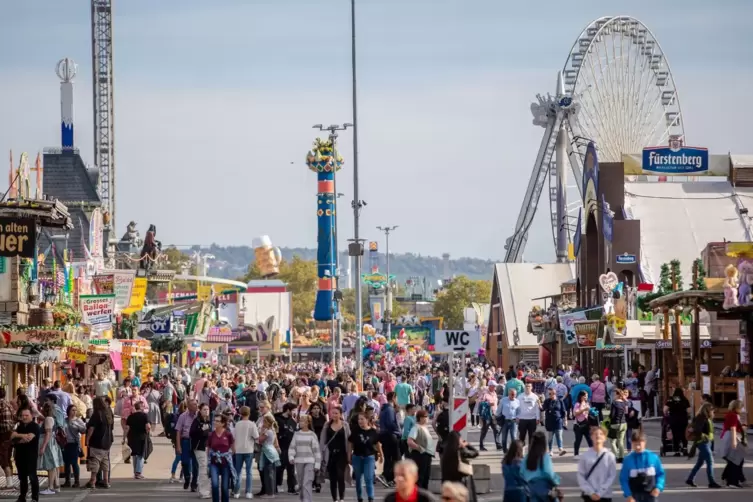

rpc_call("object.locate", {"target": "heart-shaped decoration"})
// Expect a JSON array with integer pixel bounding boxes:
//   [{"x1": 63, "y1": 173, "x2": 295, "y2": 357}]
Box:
[{"x1": 599, "y1": 272, "x2": 619, "y2": 293}]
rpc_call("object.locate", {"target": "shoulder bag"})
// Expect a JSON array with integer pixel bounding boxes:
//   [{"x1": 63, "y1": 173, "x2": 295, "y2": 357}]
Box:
[{"x1": 580, "y1": 452, "x2": 606, "y2": 502}]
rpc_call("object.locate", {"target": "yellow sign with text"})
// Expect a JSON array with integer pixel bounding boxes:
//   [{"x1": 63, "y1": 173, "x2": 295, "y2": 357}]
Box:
[{"x1": 122, "y1": 277, "x2": 147, "y2": 314}]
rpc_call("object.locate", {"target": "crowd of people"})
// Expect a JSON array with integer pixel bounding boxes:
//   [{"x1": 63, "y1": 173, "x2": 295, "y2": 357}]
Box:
[{"x1": 0, "y1": 358, "x2": 748, "y2": 502}]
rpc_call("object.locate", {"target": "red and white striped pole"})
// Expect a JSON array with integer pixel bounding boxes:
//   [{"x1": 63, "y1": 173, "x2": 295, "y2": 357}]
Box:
[{"x1": 448, "y1": 352, "x2": 469, "y2": 440}]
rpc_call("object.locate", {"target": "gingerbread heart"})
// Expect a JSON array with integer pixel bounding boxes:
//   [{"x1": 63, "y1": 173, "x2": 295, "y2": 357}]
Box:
[{"x1": 599, "y1": 272, "x2": 619, "y2": 293}]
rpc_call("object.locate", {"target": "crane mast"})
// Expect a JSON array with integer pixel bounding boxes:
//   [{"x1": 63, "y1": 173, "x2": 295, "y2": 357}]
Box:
[{"x1": 91, "y1": 0, "x2": 115, "y2": 231}]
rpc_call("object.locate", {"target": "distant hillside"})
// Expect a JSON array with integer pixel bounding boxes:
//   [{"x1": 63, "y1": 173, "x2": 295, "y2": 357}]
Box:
[{"x1": 190, "y1": 244, "x2": 496, "y2": 285}]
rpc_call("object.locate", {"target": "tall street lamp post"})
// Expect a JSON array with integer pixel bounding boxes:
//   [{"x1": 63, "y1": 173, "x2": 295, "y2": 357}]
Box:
[
  {"x1": 377, "y1": 225, "x2": 398, "y2": 339},
  {"x1": 349, "y1": 0, "x2": 367, "y2": 383}
]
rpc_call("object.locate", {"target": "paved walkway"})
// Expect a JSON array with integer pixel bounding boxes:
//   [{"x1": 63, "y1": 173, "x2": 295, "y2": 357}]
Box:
[{"x1": 5, "y1": 420, "x2": 747, "y2": 501}]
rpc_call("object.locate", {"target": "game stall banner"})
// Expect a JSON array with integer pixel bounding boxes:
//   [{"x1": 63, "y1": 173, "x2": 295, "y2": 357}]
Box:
[
  {"x1": 80, "y1": 294, "x2": 116, "y2": 331},
  {"x1": 0, "y1": 218, "x2": 35, "y2": 258},
  {"x1": 122, "y1": 277, "x2": 147, "y2": 314},
  {"x1": 574, "y1": 320, "x2": 599, "y2": 348},
  {"x1": 92, "y1": 274, "x2": 115, "y2": 295},
  {"x1": 559, "y1": 307, "x2": 602, "y2": 344}
]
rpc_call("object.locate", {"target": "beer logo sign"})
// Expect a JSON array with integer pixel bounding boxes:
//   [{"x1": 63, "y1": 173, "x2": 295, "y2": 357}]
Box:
[{"x1": 0, "y1": 218, "x2": 35, "y2": 258}]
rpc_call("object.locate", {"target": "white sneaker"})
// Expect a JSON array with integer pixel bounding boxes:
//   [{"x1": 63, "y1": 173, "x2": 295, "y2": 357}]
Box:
[
  {"x1": 234, "y1": 493, "x2": 240, "y2": 499},
  {"x1": 245, "y1": 494, "x2": 253, "y2": 499},
  {"x1": 40, "y1": 489, "x2": 56, "y2": 495}
]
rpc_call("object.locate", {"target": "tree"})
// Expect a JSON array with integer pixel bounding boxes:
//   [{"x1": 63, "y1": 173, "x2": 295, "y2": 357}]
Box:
[
  {"x1": 277, "y1": 256, "x2": 318, "y2": 330},
  {"x1": 658, "y1": 263, "x2": 672, "y2": 294},
  {"x1": 669, "y1": 259, "x2": 683, "y2": 291},
  {"x1": 691, "y1": 258, "x2": 707, "y2": 290},
  {"x1": 239, "y1": 261, "x2": 263, "y2": 282},
  {"x1": 432, "y1": 276, "x2": 492, "y2": 329},
  {"x1": 163, "y1": 247, "x2": 192, "y2": 273}
]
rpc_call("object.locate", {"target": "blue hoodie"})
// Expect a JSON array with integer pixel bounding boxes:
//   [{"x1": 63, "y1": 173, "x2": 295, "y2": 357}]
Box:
[{"x1": 619, "y1": 449, "x2": 665, "y2": 498}]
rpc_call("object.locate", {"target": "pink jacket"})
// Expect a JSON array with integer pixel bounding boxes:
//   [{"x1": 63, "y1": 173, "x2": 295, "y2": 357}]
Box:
[
  {"x1": 121, "y1": 395, "x2": 148, "y2": 419},
  {"x1": 590, "y1": 381, "x2": 606, "y2": 404}
]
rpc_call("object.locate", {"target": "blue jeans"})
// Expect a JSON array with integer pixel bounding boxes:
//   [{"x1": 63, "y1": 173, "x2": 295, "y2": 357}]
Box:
[
  {"x1": 499, "y1": 420, "x2": 518, "y2": 452},
  {"x1": 688, "y1": 442, "x2": 715, "y2": 484},
  {"x1": 351, "y1": 455, "x2": 375, "y2": 501},
  {"x1": 210, "y1": 462, "x2": 231, "y2": 502},
  {"x1": 233, "y1": 453, "x2": 253, "y2": 494},
  {"x1": 132, "y1": 455, "x2": 144, "y2": 475},
  {"x1": 181, "y1": 438, "x2": 199, "y2": 489},
  {"x1": 548, "y1": 429, "x2": 563, "y2": 451},
  {"x1": 62, "y1": 443, "x2": 80, "y2": 484},
  {"x1": 171, "y1": 452, "x2": 181, "y2": 475}
]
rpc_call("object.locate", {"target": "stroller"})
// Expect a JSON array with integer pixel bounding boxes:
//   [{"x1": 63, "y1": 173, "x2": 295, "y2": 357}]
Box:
[{"x1": 658, "y1": 414, "x2": 679, "y2": 456}]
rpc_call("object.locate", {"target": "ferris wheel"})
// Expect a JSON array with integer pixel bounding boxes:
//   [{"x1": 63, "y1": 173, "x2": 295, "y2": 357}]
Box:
[{"x1": 504, "y1": 16, "x2": 685, "y2": 263}]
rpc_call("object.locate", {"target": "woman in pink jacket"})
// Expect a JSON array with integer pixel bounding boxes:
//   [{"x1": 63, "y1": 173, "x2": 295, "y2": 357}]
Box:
[{"x1": 590, "y1": 375, "x2": 607, "y2": 423}]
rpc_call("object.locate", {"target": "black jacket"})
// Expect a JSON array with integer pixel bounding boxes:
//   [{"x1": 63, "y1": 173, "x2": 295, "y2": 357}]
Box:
[{"x1": 383, "y1": 488, "x2": 437, "y2": 502}]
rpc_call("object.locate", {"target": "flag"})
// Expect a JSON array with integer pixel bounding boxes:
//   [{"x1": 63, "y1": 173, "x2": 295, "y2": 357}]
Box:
[{"x1": 79, "y1": 216, "x2": 92, "y2": 260}]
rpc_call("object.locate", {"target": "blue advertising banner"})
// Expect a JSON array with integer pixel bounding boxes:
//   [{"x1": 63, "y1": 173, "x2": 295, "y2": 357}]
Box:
[
  {"x1": 602, "y1": 194, "x2": 613, "y2": 243},
  {"x1": 641, "y1": 146, "x2": 709, "y2": 174},
  {"x1": 573, "y1": 209, "x2": 582, "y2": 257}
]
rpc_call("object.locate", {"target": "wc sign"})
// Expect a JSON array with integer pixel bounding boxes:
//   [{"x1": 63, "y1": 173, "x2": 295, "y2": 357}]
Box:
[{"x1": 435, "y1": 329, "x2": 481, "y2": 353}]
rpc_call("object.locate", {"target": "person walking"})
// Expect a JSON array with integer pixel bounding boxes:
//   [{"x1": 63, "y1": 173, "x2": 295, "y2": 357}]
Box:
[
  {"x1": 176, "y1": 399, "x2": 200, "y2": 492},
  {"x1": 320, "y1": 406, "x2": 350, "y2": 502},
  {"x1": 274, "y1": 403, "x2": 298, "y2": 494},
  {"x1": 477, "y1": 382, "x2": 500, "y2": 451},
  {"x1": 13, "y1": 409, "x2": 40, "y2": 501},
  {"x1": 38, "y1": 401, "x2": 64, "y2": 495},
  {"x1": 577, "y1": 426, "x2": 617, "y2": 502},
  {"x1": 440, "y1": 431, "x2": 479, "y2": 502},
  {"x1": 61, "y1": 404, "x2": 86, "y2": 488},
  {"x1": 502, "y1": 440, "x2": 526, "y2": 502},
  {"x1": 406, "y1": 409, "x2": 435, "y2": 490},
  {"x1": 590, "y1": 375, "x2": 607, "y2": 423},
  {"x1": 233, "y1": 406, "x2": 259, "y2": 499},
  {"x1": 719, "y1": 399, "x2": 746, "y2": 488},
  {"x1": 608, "y1": 389, "x2": 628, "y2": 463},
  {"x1": 572, "y1": 391, "x2": 593, "y2": 458},
  {"x1": 520, "y1": 431, "x2": 561, "y2": 502},
  {"x1": 377, "y1": 392, "x2": 401, "y2": 487},
  {"x1": 498, "y1": 389, "x2": 520, "y2": 454},
  {"x1": 208, "y1": 414, "x2": 237, "y2": 502},
  {"x1": 517, "y1": 383, "x2": 542, "y2": 449},
  {"x1": 542, "y1": 388, "x2": 567, "y2": 456},
  {"x1": 85, "y1": 396, "x2": 114, "y2": 490},
  {"x1": 191, "y1": 403, "x2": 213, "y2": 499},
  {"x1": 258, "y1": 414, "x2": 281, "y2": 499},
  {"x1": 381, "y1": 460, "x2": 436, "y2": 502},
  {"x1": 619, "y1": 431, "x2": 665, "y2": 502},
  {"x1": 124, "y1": 400, "x2": 151, "y2": 479},
  {"x1": 289, "y1": 415, "x2": 321, "y2": 502},
  {"x1": 349, "y1": 412, "x2": 383, "y2": 502},
  {"x1": 663, "y1": 388, "x2": 690, "y2": 456},
  {"x1": 685, "y1": 402, "x2": 721, "y2": 488}
]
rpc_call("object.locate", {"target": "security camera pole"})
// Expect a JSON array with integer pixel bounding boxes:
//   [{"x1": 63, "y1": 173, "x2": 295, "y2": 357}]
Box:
[
  {"x1": 314, "y1": 123, "x2": 352, "y2": 370},
  {"x1": 377, "y1": 225, "x2": 398, "y2": 339}
]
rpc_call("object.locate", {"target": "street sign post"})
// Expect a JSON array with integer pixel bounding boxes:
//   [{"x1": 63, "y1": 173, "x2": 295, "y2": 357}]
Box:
[{"x1": 435, "y1": 329, "x2": 480, "y2": 441}]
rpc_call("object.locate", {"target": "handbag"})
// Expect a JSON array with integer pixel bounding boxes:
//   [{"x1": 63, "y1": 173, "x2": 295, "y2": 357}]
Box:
[{"x1": 580, "y1": 452, "x2": 606, "y2": 501}]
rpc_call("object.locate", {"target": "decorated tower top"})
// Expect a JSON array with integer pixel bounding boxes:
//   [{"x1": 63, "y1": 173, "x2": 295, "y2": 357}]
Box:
[{"x1": 305, "y1": 138, "x2": 344, "y2": 173}]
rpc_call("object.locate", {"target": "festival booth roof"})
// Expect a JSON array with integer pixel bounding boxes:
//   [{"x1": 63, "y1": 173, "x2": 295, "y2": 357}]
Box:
[
  {"x1": 0, "y1": 348, "x2": 60, "y2": 365},
  {"x1": 624, "y1": 181, "x2": 751, "y2": 287},
  {"x1": 493, "y1": 263, "x2": 576, "y2": 348}
]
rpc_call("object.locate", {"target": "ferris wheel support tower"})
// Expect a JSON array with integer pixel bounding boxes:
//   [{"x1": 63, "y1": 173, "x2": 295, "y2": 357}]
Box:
[{"x1": 91, "y1": 0, "x2": 116, "y2": 231}]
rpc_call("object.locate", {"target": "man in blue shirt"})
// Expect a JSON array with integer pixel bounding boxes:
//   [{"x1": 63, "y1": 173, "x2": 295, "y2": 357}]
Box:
[
  {"x1": 497, "y1": 388, "x2": 520, "y2": 453},
  {"x1": 377, "y1": 392, "x2": 401, "y2": 487}
]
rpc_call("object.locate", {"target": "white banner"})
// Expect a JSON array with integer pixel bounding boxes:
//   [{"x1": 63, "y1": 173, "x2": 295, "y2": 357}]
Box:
[{"x1": 101, "y1": 269, "x2": 136, "y2": 312}]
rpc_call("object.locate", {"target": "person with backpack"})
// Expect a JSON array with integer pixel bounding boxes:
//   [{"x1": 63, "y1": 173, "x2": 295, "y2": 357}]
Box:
[
  {"x1": 543, "y1": 388, "x2": 567, "y2": 456},
  {"x1": 477, "y1": 382, "x2": 500, "y2": 451},
  {"x1": 685, "y1": 403, "x2": 721, "y2": 488},
  {"x1": 620, "y1": 431, "x2": 665, "y2": 502},
  {"x1": 577, "y1": 426, "x2": 617, "y2": 502}
]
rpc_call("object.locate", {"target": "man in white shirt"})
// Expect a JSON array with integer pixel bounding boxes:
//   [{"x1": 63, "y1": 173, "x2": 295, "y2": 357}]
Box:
[
  {"x1": 517, "y1": 383, "x2": 542, "y2": 447},
  {"x1": 234, "y1": 406, "x2": 259, "y2": 498}
]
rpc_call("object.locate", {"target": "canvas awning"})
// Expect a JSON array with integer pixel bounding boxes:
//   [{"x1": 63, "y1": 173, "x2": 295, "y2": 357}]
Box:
[{"x1": 0, "y1": 348, "x2": 60, "y2": 365}]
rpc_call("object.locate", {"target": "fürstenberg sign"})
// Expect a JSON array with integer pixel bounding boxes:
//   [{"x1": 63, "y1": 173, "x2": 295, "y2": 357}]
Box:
[{"x1": 434, "y1": 330, "x2": 481, "y2": 353}]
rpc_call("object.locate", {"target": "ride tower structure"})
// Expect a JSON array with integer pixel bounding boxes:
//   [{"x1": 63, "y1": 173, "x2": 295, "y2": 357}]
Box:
[
  {"x1": 504, "y1": 16, "x2": 685, "y2": 263},
  {"x1": 91, "y1": 0, "x2": 115, "y2": 231}
]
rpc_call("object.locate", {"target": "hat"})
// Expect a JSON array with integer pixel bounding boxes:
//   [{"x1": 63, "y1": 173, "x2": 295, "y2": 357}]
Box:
[{"x1": 487, "y1": 380, "x2": 497, "y2": 387}]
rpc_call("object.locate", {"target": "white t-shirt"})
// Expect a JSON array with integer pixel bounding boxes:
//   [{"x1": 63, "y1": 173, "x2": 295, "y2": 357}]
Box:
[
  {"x1": 258, "y1": 381, "x2": 269, "y2": 393},
  {"x1": 409, "y1": 425, "x2": 436, "y2": 456},
  {"x1": 234, "y1": 420, "x2": 259, "y2": 454}
]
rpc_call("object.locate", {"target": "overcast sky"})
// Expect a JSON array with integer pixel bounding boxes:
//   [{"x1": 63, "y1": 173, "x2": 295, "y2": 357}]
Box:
[{"x1": 1, "y1": 0, "x2": 752, "y2": 263}]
